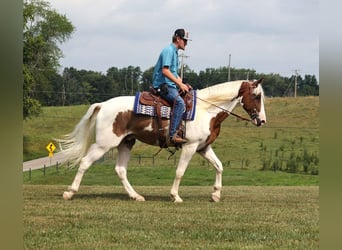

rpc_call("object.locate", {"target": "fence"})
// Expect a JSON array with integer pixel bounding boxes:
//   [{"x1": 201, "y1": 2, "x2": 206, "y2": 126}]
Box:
[{"x1": 25, "y1": 150, "x2": 179, "y2": 181}]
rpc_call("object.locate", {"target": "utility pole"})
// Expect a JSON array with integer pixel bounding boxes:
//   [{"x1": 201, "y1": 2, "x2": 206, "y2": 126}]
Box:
[
  {"x1": 294, "y1": 69, "x2": 299, "y2": 98},
  {"x1": 227, "y1": 53, "x2": 231, "y2": 82},
  {"x1": 179, "y1": 52, "x2": 189, "y2": 79}
]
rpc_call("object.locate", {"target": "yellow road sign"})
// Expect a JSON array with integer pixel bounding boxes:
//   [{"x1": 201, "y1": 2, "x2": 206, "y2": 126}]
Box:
[{"x1": 46, "y1": 142, "x2": 56, "y2": 153}]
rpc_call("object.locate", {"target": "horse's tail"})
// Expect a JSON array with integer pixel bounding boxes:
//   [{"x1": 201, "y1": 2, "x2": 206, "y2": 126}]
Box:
[{"x1": 56, "y1": 103, "x2": 101, "y2": 167}]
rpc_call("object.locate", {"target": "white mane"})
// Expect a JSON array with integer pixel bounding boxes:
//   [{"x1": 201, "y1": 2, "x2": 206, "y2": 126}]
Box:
[{"x1": 197, "y1": 80, "x2": 244, "y2": 108}]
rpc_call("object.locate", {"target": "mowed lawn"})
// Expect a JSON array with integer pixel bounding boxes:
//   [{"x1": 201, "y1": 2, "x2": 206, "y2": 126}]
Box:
[
  {"x1": 23, "y1": 185, "x2": 318, "y2": 249},
  {"x1": 23, "y1": 96, "x2": 319, "y2": 249}
]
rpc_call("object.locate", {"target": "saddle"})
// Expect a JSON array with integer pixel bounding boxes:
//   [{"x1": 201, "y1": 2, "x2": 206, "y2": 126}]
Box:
[
  {"x1": 137, "y1": 89, "x2": 195, "y2": 148},
  {"x1": 139, "y1": 90, "x2": 172, "y2": 107}
]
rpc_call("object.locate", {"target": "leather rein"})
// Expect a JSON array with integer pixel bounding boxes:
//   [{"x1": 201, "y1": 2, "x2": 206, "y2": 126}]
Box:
[{"x1": 193, "y1": 94, "x2": 253, "y2": 123}]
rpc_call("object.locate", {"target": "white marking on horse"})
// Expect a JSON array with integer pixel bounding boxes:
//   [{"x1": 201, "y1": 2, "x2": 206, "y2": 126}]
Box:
[{"x1": 58, "y1": 79, "x2": 267, "y2": 202}]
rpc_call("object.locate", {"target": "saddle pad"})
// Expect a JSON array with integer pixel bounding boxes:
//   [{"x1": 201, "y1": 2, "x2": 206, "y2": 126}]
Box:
[{"x1": 133, "y1": 90, "x2": 196, "y2": 121}]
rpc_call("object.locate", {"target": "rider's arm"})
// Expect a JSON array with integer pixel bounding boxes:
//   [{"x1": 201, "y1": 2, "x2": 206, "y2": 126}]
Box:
[{"x1": 162, "y1": 67, "x2": 189, "y2": 92}]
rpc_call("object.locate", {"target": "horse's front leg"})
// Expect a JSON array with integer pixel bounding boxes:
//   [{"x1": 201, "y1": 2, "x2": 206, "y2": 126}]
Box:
[
  {"x1": 198, "y1": 145, "x2": 223, "y2": 202},
  {"x1": 170, "y1": 144, "x2": 197, "y2": 203}
]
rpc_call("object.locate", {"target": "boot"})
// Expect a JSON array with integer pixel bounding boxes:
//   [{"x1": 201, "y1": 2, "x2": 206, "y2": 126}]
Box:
[{"x1": 171, "y1": 134, "x2": 187, "y2": 144}]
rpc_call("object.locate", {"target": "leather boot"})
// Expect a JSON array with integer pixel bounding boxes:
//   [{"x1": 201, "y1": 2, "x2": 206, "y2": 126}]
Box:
[{"x1": 171, "y1": 134, "x2": 187, "y2": 144}]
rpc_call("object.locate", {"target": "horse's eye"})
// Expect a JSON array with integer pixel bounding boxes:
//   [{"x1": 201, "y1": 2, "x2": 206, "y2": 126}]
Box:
[{"x1": 254, "y1": 94, "x2": 261, "y2": 100}]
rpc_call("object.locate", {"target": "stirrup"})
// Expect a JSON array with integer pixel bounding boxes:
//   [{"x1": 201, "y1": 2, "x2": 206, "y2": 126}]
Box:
[{"x1": 170, "y1": 134, "x2": 187, "y2": 144}]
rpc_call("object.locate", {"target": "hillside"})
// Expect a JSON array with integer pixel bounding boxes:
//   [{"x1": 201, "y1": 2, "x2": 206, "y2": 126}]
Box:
[{"x1": 23, "y1": 96, "x2": 319, "y2": 174}]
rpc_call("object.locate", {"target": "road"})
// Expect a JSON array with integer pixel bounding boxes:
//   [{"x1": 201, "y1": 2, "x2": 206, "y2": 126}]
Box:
[{"x1": 23, "y1": 152, "x2": 67, "y2": 172}]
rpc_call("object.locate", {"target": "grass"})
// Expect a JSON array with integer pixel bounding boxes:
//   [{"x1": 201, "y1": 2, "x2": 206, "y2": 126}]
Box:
[
  {"x1": 23, "y1": 185, "x2": 319, "y2": 249},
  {"x1": 23, "y1": 97, "x2": 319, "y2": 171},
  {"x1": 23, "y1": 96, "x2": 319, "y2": 249},
  {"x1": 23, "y1": 162, "x2": 318, "y2": 186}
]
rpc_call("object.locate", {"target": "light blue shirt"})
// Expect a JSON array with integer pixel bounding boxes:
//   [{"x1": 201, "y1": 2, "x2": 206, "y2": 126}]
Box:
[{"x1": 152, "y1": 43, "x2": 179, "y2": 89}]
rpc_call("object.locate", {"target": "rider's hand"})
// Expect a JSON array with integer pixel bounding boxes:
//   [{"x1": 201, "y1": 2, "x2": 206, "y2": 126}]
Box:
[
  {"x1": 185, "y1": 83, "x2": 193, "y2": 90},
  {"x1": 179, "y1": 82, "x2": 190, "y2": 94}
]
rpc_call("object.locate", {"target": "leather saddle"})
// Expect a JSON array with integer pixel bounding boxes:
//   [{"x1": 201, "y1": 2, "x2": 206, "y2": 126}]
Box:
[
  {"x1": 138, "y1": 89, "x2": 194, "y2": 114},
  {"x1": 139, "y1": 91, "x2": 171, "y2": 107},
  {"x1": 138, "y1": 89, "x2": 194, "y2": 148}
]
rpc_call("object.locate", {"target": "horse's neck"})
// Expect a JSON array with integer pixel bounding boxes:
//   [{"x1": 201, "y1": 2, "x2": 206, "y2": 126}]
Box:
[{"x1": 197, "y1": 81, "x2": 242, "y2": 111}]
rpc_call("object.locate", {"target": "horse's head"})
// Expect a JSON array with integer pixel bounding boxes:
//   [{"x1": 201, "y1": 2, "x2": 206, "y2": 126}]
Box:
[{"x1": 238, "y1": 78, "x2": 267, "y2": 126}]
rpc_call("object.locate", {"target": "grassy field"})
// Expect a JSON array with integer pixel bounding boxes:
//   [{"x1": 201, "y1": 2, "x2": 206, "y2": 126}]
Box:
[
  {"x1": 23, "y1": 96, "x2": 319, "y2": 174},
  {"x1": 23, "y1": 161, "x2": 318, "y2": 186},
  {"x1": 23, "y1": 96, "x2": 319, "y2": 249},
  {"x1": 23, "y1": 185, "x2": 319, "y2": 249}
]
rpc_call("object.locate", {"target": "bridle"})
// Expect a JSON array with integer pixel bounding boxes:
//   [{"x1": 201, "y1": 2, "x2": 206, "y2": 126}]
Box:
[
  {"x1": 194, "y1": 95, "x2": 256, "y2": 124},
  {"x1": 249, "y1": 108, "x2": 262, "y2": 126}
]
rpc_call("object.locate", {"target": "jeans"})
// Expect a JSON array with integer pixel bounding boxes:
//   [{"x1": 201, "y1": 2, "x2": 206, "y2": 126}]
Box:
[{"x1": 159, "y1": 86, "x2": 185, "y2": 137}]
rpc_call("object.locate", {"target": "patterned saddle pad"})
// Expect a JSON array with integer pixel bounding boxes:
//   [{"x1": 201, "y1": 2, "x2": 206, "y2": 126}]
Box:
[{"x1": 133, "y1": 90, "x2": 196, "y2": 121}]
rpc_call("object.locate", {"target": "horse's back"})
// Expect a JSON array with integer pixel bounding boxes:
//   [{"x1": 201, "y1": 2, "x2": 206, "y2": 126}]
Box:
[
  {"x1": 93, "y1": 96, "x2": 135, "y2": 128},
  {"x1": 99, "y1": 96, "x2": 135, "y2": 115}
]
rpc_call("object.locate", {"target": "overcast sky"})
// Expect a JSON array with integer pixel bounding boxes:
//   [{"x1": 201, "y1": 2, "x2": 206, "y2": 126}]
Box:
[{"x1": 48, "y1": 0, "x2": 319, "y2": 78}]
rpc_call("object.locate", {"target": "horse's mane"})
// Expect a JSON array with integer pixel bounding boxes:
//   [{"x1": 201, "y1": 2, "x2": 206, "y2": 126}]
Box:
[
  {"x1": 197, "y1": 80, "x2": 244, "y2": 104},
  {"x1": 198, "y1": 79, "x2": 265, "y2": 101}
]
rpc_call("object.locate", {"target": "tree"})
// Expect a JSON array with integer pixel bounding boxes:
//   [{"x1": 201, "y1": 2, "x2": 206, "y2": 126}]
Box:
[
  {"x1": 23, "y1": 0, "x2": 75, "y2": 118},
  {"x1": 298, "y1": 75, "x2": 319, "y2": 96},
  {"x1": 140, "y1": 67, "x2": 154, "y2": 91}
]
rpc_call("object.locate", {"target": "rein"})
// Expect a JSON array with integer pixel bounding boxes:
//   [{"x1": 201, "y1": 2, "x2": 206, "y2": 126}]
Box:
[
  {"x1": 193, "y1": 94, "x2": 253, "y2": 122},
  {"x1": 152, "y1": 91, "x2": 253, "y2": 158}
]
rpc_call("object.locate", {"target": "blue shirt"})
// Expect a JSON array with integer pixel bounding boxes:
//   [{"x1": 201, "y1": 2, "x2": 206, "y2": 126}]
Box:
[{"x1": 152, "y1": 43, "x2": 179, "y2": 89}]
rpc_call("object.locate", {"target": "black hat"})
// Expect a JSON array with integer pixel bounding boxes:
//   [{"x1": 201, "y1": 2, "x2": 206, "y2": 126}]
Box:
[{"x1": 174, "y1": 29, "x2": 191, "y2": 41}]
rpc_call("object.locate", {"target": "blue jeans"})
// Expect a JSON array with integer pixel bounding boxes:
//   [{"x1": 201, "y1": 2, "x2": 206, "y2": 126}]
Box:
[{"x1": 159, "y1": 86, "x2": 185, "y2": 137}]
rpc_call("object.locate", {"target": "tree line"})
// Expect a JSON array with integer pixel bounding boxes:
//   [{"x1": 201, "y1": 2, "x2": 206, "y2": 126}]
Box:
[
  {"x1": 23, "y1": 0, "x2": 318, "y2": 119},
  {"x1": 37, "y1": 66, "x2": 318, "y2": 108}
]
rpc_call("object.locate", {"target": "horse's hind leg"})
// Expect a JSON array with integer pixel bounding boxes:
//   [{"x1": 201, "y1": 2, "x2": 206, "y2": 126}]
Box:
[
  {"x1": 115, "y1": 137, "x2": 145, "y2": 201},
  {"x1": 63, "y1": 143, "x2": 108, "y2": 200}
]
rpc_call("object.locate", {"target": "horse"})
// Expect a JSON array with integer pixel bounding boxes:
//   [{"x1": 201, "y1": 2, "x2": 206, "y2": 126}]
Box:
[{"x1": 58, "y1": 78, "x2": 266, "y2": 203}]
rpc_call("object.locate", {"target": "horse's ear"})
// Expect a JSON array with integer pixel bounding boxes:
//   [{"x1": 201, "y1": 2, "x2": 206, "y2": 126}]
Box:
[{"x1": 253, "y1": 77, "x2": 264, "y2": 87}]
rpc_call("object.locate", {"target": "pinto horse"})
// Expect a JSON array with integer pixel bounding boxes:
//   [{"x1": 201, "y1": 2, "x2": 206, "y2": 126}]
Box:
[{"x1": 59, "y1": 78, "x2": 266, "y2": 202}]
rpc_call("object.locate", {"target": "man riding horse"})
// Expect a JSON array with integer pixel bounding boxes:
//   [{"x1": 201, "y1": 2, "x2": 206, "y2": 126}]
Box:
[{"x1": 152, "y1": 29, "x2": 193, "y2": 144}]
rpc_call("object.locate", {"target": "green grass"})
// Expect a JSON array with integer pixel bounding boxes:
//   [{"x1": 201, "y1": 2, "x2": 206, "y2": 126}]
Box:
[
  {"x1": 23, "y1": 162, "x2": 318, "y2": 186},
  {"x1": 23, "y1": 185, "x2": 319, "y2": 249},
  {"x1": 23, "y1": 96, "x2": 319, "y2": 249},
  {"x1": 23, "y1": 105, "x2": 89, "y2": 160},
  {"x1": 23, "y1": 97, "x2": 319, "y2": 169},
  {"x1": 23, "y1": 96, "x2": 319, "y2": 187}
]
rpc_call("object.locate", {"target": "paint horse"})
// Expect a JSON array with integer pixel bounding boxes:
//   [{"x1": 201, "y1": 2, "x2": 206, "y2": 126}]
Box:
[{"x1": 59, "y1": 78, "x2": 266, "y2": 203}]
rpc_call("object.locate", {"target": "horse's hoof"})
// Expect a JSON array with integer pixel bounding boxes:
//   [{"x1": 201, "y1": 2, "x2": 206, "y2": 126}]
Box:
[
  {"x1": 170, "y1": 194, "x2": 183, "y2": 203},
  {"x1": 63, "y1": 191, "x2": 73, "y2": 200},
  {"x1": 135, "y1": 195, "x2": 145, "y2": 201},
  {"x1": 211, "y1": 193, "x2": 220, "y2": 202}
]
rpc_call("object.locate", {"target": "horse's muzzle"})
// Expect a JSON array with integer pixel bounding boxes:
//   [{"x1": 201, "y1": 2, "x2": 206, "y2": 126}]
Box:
[{"x1": 253, "y1": 118, "x2": 265, "y2": 127}]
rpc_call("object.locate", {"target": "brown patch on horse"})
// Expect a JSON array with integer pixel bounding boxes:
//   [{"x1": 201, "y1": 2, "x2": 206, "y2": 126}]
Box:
[
  {"x1": 113, "y1": 111, "x2": 168, "y2": 146},
  {"x1": 205, "y1": 111, "x2": 229, "y2": 145},
  {"x1": 238, "y1": 81, "x2": 262, "y2": 114},
  {"x1": 112, "y1": 111, "x2": 131, "y2": 136}
]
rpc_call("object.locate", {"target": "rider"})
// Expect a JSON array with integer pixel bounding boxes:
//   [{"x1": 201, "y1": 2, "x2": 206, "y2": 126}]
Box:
[{"x1": 152, "y1": 28, "x2": 192, "y2": 144}]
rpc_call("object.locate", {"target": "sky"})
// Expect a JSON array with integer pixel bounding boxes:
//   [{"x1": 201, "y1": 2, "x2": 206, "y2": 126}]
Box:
[{"x1": 47, "y1": 0, "x2": 319, "y2": 78}]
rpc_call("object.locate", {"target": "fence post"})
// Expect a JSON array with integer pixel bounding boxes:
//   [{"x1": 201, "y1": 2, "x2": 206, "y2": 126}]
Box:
[
  {"x1": 43, "y1": 164, "x2": 46, "y2": 176},
  {"x1": 56, "y1": 161, "x2": 59, "y2": 172},
  {"x1": 29, "y1": 168, "x2": 31, "y2": 181}
]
